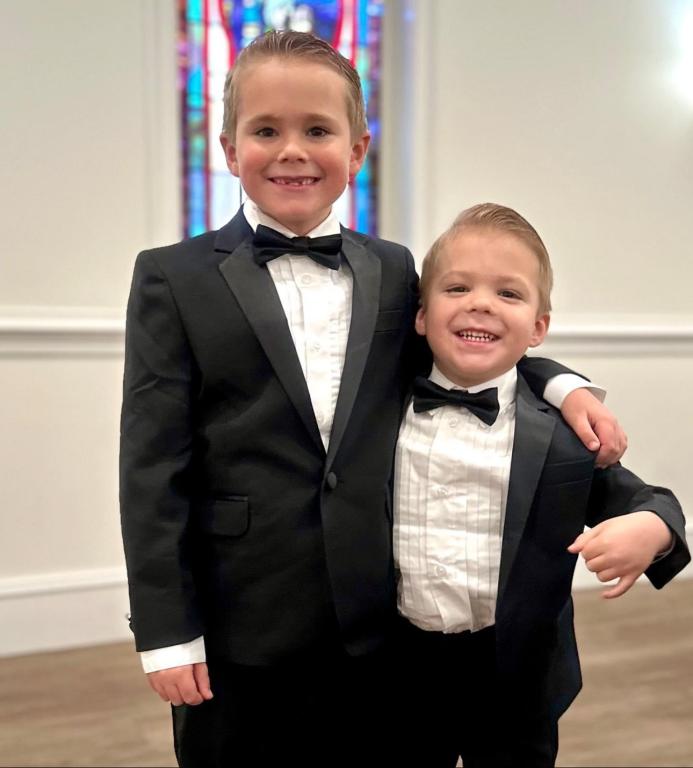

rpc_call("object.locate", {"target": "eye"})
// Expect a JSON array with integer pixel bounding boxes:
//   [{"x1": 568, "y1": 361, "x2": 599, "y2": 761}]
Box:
[
  {"x1": 498, "y1": 289, "x2": 522, "y2": 300},
  {"x1": 445, "y1": 285, "x2": 469, "y2": 294},
  {"x1": 307, "y1": 126, "x2": 330, "y2": 137},
  {"x1": 254, "y1": 127, "x2": 276, "y2": 137}
]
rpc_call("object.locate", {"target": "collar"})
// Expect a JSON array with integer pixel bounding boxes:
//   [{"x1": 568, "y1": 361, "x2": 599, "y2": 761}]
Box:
[
  {"x1": 429, "y1": 364, "x2": 518, "y2": 414},
  {"x1": 242, "y1": 198, "x2": 341, "y2": 238}
]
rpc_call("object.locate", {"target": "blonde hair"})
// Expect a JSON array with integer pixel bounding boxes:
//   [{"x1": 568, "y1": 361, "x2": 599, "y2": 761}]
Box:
[
  {"x1": 419, "y1": 203, "x2": 554, "y2": 314},
  {"x1": 221, "y1": 30, "x2": 367, "y2": 140}
]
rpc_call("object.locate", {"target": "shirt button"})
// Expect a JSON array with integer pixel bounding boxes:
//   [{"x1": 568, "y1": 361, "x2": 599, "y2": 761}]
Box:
[
  {"x1": 448, "y1": 418, "x2": 459, "y2": 428},
  {"x1": 311, "y1": 341, "x2": 322, "y2": 352},
  {"x1": 435, "y1": 565, "x2": 447, "y2": 578},
  {"x1": 300, "y1": 274, "x2": 312, "y2": 286}
]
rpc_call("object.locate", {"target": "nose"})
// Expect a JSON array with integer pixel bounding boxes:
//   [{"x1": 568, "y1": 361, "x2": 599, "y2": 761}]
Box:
[
  {"x1": 467, "y1": 288, "x2": 493, "y2": 313},
  {"x1": 277, "y1": 134, "x2": 308, "y2": 162}
]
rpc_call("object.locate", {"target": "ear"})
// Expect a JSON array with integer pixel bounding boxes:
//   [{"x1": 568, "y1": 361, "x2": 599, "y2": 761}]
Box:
[
  {"x1": 220, "y1": 133, "x2": 240, "y2": 178},
  {"x1": 529, "y1": 313, "x2": 550, "y2": 348},
  {"x1": 414, "y1": 306, "x2": 427, "y2": 337},
  {"x1": 349, "y1": 132, "x2": 371, "y2": 180}
]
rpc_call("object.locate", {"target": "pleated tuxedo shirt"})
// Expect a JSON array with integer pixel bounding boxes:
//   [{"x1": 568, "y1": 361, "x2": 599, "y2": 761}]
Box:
[{"x1": 394, "y1": 365, "x2": 519, "y2": 633}]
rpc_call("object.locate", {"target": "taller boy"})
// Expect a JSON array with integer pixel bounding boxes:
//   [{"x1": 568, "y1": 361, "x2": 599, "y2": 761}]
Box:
[{"x1": 120, "y1": 31, "x2": 622, "y2": 767}]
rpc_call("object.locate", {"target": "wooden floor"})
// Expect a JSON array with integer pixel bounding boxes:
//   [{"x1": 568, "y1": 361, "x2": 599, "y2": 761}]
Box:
[{"x1": 1, "y1": 579, "x2": 691, "y2": 767}]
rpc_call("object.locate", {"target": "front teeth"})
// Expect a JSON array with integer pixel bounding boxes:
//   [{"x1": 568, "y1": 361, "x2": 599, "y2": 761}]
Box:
[
  {"x1": 458, "y1": 331, "x2": 496, "y2": 341},
  {"x1": 273, "y1": 177, "x2": 316, "y2": 186}
]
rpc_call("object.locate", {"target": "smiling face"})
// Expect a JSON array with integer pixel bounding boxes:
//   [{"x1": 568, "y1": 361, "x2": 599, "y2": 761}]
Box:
[
  {"x1": 416, "y1": 227, "x2": 550, "y2": 387},
  {"x1": 220, "y1": 58, "x2": 369, "y2": 235}
]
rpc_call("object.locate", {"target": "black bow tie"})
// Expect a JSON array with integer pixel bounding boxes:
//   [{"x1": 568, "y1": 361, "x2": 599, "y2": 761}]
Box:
[
  {"x1": 412, "y1": 376, "x2": 500, "y2": 425},
  {"x1": 252, "y1": 224, "x2": 342, "y2": 270}
]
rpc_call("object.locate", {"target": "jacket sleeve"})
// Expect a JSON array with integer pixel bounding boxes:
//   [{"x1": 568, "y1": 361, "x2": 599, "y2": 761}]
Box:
[
  {"x1": 119, "y1": 250, "x2": 203, "y2": 651},
  {"x1": 585, "y1": 463, "x2": 690, "y2": 589},
  {"x1": 516, "y1": 355, "x2": 584, "y2": 399}
]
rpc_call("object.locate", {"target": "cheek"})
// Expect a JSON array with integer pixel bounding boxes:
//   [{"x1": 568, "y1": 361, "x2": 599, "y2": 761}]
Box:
[{"x1": 236, "y1": 143, "x2": 265, "y2": 168}]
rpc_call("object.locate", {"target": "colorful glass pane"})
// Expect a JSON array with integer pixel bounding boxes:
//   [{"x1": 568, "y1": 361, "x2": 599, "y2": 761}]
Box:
[{"x1": 179, "y1": 0, "x2": 383, "y2": 238}]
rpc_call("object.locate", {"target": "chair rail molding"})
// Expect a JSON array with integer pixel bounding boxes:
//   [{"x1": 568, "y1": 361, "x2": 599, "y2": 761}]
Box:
[
  {"x1": 1, "y1": 307, "x2": 691, "y2": 358},
  {"x1": 0, "y1": 306, "x2": 125, "y2": 357}
]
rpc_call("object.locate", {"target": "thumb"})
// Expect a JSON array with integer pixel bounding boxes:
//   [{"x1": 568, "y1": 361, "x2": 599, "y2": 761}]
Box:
[
  {"x1": 572, "y1": 414, "x2": 601, "y2": 452},
  {"x1": 193, "y1": 662, "x2": 213, "y2": 700}
]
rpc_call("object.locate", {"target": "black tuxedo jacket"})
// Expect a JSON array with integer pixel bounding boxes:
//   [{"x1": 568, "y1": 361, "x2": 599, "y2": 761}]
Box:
[
  {"x1": 120, "y1": 209, "x2": 577, "y2": 665},
  {"x1": 494, "y1": 373, "x2": 689, "y2": 721}
]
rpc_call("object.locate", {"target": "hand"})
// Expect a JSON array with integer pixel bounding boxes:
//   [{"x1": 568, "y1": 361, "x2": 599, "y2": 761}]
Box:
[
  {"x1": 560, "y1": 389, "x2": 627, "y2": 467},
  {"x1": 147, "y1": 662, "x2": 213, "y2": 706},
  {"x1": 568, "y1": 511, "x2": 673, "y2": 598}
]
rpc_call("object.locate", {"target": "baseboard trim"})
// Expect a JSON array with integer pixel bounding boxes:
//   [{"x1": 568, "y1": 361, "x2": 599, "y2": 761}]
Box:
[
  {"x1": 1, "y1": 550, "x2": 690, "y2": 658},
  {"x1": 0, "y1": 568, "x2": 132, "y2": 658},
  {"x1": 0, "y1": 567, "x2": 127, "y2": 599}
]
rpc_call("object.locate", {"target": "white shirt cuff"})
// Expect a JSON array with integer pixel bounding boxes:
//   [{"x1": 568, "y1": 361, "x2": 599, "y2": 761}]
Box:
[
  {"x1": 140, "y1": 635, "x2": 206, "y2": 673},
  {"x1": 543, "y1": 374, "x2": 606, "y2": 409}
]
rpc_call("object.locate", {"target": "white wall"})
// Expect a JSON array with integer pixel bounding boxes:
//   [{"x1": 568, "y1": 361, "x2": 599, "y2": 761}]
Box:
[
  {"x1": 381, "y1": 0, "x2": 693, "y2": 589},
  {"x1": 0, "y1": 0, "x2": 179, "y2": 655},
  {"x1": 1, "y1": 0, "x2": 690, "y2": 656}
]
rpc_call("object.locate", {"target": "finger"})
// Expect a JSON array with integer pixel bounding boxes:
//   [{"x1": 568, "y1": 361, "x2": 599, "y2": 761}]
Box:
[
  {"x1": 193, "y1": 663, "x2": 214, "y2": 700},
  {"x1": 583, "y1": 554, "x2": 610, "y2": 573},
  {"x1": 163, "y1": 682, "x2": 185, "y2": 707},
  {"x1": 577, "y1": 535, "x2": 609, "y2": 563},
  {"x1": 602, "y1": 573, "x2": 637, "y2": 599},
  {"x1": 595, "y1": 447, "x2": 618, "y2": 468},
  {"x1": 571, "y1": 415, "x2": 601, "y2": 452},
  {"x1": 178, "y1": 676, "x2": 204, "y2": 706},
  {"x1": 567, "y1": 530, "x2": 591, "y2": 553},
  {"x1": 594, "y1": 567, "x2": 620, "y2": 583},
  {"x1": 148, "y1": 676, "x2": 169, "y2": 702},
  {"x1": 593, "y1": 419, "x2": 625, "y2": 468}
]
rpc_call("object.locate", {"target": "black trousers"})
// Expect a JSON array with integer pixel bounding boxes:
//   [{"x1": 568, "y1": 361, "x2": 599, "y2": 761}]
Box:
[
  {"x1": 172, "y1": 644, "x2": 398, "y2": 768},
  {"x1": 392, "y1": 619, "x2": 559, "y2": 768}
]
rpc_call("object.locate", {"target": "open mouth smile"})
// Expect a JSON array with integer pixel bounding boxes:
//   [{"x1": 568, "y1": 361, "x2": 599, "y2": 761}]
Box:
[
  {"x1": 455, "y1": 329, "x2": 499, "y2": 342},
  {"x1": 270, "y1": 176, "x2": 320, "y2": 186}
]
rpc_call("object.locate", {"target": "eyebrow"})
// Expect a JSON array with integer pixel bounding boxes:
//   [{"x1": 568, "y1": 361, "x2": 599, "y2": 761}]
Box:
[
  {"x1": 440, "y1": 270, "x2": 527, "y2": 283},
  {"x1": 438, "y1": 271, "x2": 534, "y2": 293},
  {"x1": 244, "y1": 112, "x2": 336, "y2": 124}
]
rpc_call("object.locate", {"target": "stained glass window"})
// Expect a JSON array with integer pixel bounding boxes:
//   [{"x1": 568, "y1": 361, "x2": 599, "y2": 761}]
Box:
[{"x1": 178, "y1": 0, "x2": 384, "y2": 238}]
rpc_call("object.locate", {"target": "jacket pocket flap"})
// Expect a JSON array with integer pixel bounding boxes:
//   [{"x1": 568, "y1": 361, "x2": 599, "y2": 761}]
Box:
[
  {"x1": 540, "y1": 458, "x2": 595, "y2": 486},
  {"x1": 199, "y1": 497, "x2": 249, "y2": 537}
]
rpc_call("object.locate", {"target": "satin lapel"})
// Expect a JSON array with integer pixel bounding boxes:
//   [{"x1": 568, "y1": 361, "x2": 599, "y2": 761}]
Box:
[
  {"x1": 217, "y1": 237, "x2": 324, "y2": 455},
  {"x1": 497, "y1": 375, "x2": 556, "y2": 604},
  {"x1": 325, "y1": 231, "x2": 381, "y2": 469},
  {"x1": 214, "y1": 208, "x2": 253, "y2": 252}
]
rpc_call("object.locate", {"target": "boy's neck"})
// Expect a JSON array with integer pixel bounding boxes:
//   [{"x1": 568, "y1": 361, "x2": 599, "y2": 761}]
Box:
[
  {"x1": 429, "y1": 363, "x2": 518, "y2": 408},
  {"x1": 242, "y1": 198, "x2": 339, "y2": 238}
]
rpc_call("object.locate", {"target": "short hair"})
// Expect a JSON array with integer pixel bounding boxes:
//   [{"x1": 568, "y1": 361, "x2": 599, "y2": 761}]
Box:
[
  {"x1": 419, "y1": 203, "x2": 554, "y2": 314},
  {"x1": 221, "y1": 30, "x2": 368, "y2": 140}
]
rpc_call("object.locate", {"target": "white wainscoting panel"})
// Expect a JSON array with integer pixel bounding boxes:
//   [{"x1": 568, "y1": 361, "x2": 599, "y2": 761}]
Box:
[
  {"x1": 1, "y1": 309, "x2": 690, "y2": 657},
  {"x1": 0, "y1": 569, "x2": 131, "y2": 657}
]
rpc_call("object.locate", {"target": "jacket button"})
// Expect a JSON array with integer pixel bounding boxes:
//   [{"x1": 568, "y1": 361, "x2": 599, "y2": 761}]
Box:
[{"x1": 326, "y1": 472, "x2": 338, "y2": 490}]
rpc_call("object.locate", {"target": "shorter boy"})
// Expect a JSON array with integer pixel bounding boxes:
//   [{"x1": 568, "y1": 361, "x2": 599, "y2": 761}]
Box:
[{"x1": 393, "y1": 203, "x2": 689, "y2": 767}]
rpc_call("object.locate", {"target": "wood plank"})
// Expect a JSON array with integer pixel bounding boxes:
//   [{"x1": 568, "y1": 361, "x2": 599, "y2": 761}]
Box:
[{"x1": 0, "y1": 579, "x2": 690, "y2": 766}]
